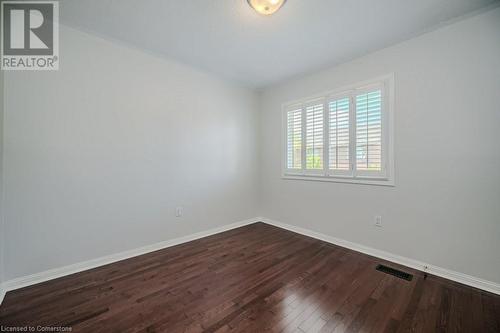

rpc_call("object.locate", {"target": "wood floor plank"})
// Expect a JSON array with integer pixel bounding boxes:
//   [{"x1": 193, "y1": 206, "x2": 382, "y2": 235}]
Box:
[{"x1": 0, "y1": 222, "x2": 498, "y2": 332}]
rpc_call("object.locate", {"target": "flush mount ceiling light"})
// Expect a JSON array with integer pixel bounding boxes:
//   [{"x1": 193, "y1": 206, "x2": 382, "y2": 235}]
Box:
[{"x1": 247, "y1": 0, "x2": 286, "y2": 16}]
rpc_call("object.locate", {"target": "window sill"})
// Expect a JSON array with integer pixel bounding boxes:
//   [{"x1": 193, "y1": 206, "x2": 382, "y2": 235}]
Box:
[{"x1": 281, "y1": 174, "x2": 395, "y2": 187}]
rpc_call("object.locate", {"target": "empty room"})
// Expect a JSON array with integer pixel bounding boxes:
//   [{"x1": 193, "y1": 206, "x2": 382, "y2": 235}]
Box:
[{"x1": 0, "y1": 0, "x2": 499, "y2": 332}]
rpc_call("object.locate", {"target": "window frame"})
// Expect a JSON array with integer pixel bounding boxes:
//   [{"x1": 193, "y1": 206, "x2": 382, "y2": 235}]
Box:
[{"x1": 281, "y1": 74, "x2": 395, "y2": 186}]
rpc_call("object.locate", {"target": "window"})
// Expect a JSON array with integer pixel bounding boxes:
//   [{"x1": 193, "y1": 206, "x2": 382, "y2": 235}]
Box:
[
  {"x1": 286, "y1": 107, "x2": 302, "y2": 170},
  {"x1": 305, "y1": 101, "x2": 324, "y2": 171},
  {"x1": 329, "y1": 96, "x2": 350, "y2": 173},
  {"x1": 282, "y1": 75, "x2": 394, "y2": 185}
]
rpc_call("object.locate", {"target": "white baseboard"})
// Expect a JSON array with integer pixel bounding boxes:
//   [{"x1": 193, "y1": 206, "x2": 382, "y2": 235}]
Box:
[
  {"x1": 259, "y1": 217, "x2": 500, "y2": 295},
  {"x1": 1, "y1": 217, "x2": 259, "y2": 300},
  {"x1": 1, "y1": 215, "x2": 498, "y2": 306},
  {"x1": 0, "y1": 284, "x2": 5, "y2": 305}
]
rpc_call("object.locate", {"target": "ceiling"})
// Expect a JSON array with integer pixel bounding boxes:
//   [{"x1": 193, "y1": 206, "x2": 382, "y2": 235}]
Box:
[{"x1": 60, "y1": 0, "x2": 497, "y2": 88}]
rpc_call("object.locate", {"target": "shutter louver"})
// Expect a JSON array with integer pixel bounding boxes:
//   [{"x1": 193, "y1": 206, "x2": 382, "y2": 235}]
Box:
[
  {"x1": 356, "y1": 90, "x2": 382, "y2": 171},
  {"x1": 286, "y1": 108, "x2": 302, "y2": 169},
  {"x1": 306, "y1": 103, "x2": 324, "y2": 170},
  {"x1": 329, "y1": 97, "x2": 350, "y2": 171}
]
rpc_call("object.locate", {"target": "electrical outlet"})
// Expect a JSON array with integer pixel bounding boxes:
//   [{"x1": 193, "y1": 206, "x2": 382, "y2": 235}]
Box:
[
  {"x1": 175, "y1": 206, "x2": 183, "y2": 217},
  {"x1": 374, "y1": 216, "x2": 382, "y2": 227}
]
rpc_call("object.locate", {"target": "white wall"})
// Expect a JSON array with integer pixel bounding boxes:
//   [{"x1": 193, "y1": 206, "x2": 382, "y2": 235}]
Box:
[
  {"x1": 0, "y1": 70, "x2": 5, "y2": 296},
  {"x1": 3, "y1": 25, "x2": 259, "y2": 280},
  {"x1": 259, "y1": 8, "x2": 500, "y2": 284}
]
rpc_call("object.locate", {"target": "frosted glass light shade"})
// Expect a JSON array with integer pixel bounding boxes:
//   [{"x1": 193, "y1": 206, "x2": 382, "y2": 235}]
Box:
[{"x1": 247, "y1": 0, "x2": 286, "y2": 16}]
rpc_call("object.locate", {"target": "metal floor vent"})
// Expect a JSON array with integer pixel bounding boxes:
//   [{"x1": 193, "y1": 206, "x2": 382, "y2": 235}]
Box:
[{"x1": 376, "y1": 264, "x2": 413, "y2": 281}]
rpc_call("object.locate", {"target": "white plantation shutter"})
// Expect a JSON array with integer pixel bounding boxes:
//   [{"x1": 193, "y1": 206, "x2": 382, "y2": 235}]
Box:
[
  {"x1": 305, "y1": 102, "x2": 324, "y2": 170},
  {"x1": 282, "y1": 76, "x2": 392, "y2": 185},
  {"x1": 328, "y1": 97, "x2": 350, "y2": 171},
  {"x1": 286, "y1": 108, "x2": 302, "y2": 170},
  {"x1": 355, "y1": 89, "x2": 383, "y2": 172}
]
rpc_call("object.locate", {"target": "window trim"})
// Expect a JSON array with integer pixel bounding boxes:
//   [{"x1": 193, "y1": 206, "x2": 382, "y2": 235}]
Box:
[{"x1": 281, "y1": 74, "x2": 395, "y2": 186}]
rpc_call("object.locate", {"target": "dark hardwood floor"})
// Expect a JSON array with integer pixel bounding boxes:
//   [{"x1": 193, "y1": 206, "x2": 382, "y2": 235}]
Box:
[{"x1": 1, "y1": 222, "x2": 499, "y2": 332}]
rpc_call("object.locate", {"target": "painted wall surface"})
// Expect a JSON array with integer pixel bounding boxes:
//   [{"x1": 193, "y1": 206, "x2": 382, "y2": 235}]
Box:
[
  {"x1": 259, "y1": 8, "x2": 500, "y2": 284},
  {"x1": 3, "y1": 25, "x2": 259, "y2": 279},
  {"x1": 0, "y1": 70, "x2": 4, "y2": 291}
]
